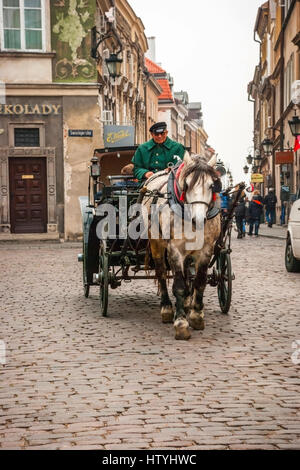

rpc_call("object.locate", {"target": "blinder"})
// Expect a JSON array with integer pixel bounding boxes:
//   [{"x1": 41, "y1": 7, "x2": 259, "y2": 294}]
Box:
[{"x1": 167, "y1": 165, "x2": 221, "y2": 221}]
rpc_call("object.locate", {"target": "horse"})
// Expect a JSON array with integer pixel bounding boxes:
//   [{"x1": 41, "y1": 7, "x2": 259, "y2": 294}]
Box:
[{"x1": 141, "y1": 152, "x2": 221, "y2": 340}]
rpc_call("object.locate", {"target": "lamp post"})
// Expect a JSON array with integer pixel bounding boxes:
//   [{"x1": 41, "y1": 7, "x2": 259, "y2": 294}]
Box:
[
  {"x1": 261, "y1": 138, "x2": 273, "y2": 155},
  {"x1": 105, "y1": 53, "x2": 123, "y2": 78},
  {"x1": 243, "y1": 165, "x2": 249, "y2": 174},
  {"x1": 254, "y1": 154, "x2": 262, "y2": 170},
  {"x1": 288, "y1": 114, "x2": 300, "y2": 137},
  {"x1": 246, "y1": 154, "x2": 253, "y2": 165}
]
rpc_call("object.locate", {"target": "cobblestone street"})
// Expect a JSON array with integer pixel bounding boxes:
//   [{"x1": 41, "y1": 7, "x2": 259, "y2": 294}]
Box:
[{"x1": 0, "y1": 236, "x2": 300, "y2": 450}]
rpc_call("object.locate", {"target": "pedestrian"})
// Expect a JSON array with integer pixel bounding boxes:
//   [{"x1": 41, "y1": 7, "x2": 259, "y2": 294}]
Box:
[
  {"x1": 235, "y1": 197, "x2": 246, "y2": 239},
  {"x1": 264, "y1": 187, "x2": 277, "y2": 227},
  {"x1": 248, "y1": 190, "x2": 264, "y2": 237},
  {"x1": 132, "y1": 122, "x2": 185, "y2": 181}
]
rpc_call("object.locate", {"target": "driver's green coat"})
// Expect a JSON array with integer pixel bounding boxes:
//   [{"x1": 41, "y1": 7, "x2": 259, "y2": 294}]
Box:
[{"x1": 132, "y1": 137, "x2": 185, "y2": 181}]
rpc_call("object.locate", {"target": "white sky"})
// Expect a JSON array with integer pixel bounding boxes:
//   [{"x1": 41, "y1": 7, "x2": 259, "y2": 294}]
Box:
[{"x1": 129, "y1": 0, "x2": 264, "y2": 183}]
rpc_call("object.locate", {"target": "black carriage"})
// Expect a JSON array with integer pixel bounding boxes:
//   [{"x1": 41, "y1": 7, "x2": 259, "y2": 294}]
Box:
[{"x1": 78, "y1": 148, "x2": 245, "y2": 316}]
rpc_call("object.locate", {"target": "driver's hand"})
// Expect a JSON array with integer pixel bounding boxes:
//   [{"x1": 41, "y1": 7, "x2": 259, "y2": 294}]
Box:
[{"x1": 145, "y1": 171, "x2": 154, "y2": 179}]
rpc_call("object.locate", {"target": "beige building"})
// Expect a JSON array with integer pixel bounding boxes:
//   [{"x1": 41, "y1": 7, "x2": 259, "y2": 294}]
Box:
[
  {"x1": 248, "y1": 0, "x2": 300, "y2": 222},
  {"x1": 145, "y1": 75, "x2": 162, "y2": 140},
  {"x1": 0, "y1": 0, "x2": 101, "y2": 239},
  {"x1": 0, "y1": 0, "x2": 149, "y2": 240}
]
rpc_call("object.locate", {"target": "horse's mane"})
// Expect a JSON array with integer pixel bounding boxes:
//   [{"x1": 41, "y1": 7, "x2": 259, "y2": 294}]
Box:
[{"x1": 182, "y1": 156, "x2": 217, "y2": 190}]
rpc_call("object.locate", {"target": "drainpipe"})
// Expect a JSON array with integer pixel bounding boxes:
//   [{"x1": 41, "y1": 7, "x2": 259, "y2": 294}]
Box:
[
  {"x1": 254, "y1": 30, "x2": 262, "y2": 156},
  {"x1": 279, "y1": 4, "x2": 286, "y2": 223},
  {"x1": 254, "y1": 30, "x2": 262, "y2": 195}
]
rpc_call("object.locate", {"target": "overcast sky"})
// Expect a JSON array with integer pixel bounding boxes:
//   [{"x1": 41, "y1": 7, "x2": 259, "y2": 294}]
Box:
[{"x1": 129, "y1": 0, "x2": 264, "y2": 183}]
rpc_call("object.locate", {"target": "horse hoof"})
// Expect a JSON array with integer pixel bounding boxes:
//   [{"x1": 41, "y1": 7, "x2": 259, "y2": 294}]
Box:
[
  {"x1": 161, "y1": 305, "x2": 174, "y2": 323},
  {"x1": 174, "y1": 318, "x2": 191, "y2": 340},
  {"x1": 188, "y1": 310, "x2": 205, "y2": 330}
]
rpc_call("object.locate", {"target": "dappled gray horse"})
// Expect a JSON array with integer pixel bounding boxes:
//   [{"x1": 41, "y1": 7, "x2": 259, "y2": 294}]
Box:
[{"x1": 142, "y1": 153, "x2": 221, "y2": 340}]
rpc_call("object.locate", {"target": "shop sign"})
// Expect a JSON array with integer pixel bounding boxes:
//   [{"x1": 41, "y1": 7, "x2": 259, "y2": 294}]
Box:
[
  {"x1": 251, "y1": 173, "x2": 264, "y2": 183},
  {"x1": 0, "y1": 104, "x2": 61, "y2": 115},
  {"x1": 103, "y1": 125, "x2": 135, "y2": 148},
  {"x1": 68, "y1": 130, "x2": 93, "y2": 137},
  {"x1": 275, "y1": 151, "x2": 294, "y2": 165}
]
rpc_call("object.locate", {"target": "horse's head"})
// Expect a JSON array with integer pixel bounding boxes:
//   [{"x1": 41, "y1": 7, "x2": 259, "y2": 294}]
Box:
[{"x1": 179, "y1": 152, "x2": 218, "y2": 223}]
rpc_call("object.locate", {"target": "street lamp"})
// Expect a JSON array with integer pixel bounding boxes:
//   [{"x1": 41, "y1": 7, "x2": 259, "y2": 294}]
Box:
[
  {"x1": 246, "y1": 154, "x2": 253, "y2": 165},
  {"x1": 288, "y1": 114, "x2": 300, "y2": 137},
  {"x1": 254, "y1": 154, "x2": 262, "y2": 168},
  {"x1": 105, "y1": 53, "x2": 123, "y2": 78},
  {"x1": 261, "y1": 138, "x2": 273, "y2": 155},
  {"x1": 216, "y1": 160, "x2": 226, "y2": 177},
  {"x1": 243, "y1": 165, "x2": 249, "y2": 174}
]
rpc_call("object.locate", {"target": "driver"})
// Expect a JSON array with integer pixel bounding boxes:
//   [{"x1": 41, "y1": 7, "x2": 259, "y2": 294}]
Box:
[{"x1": 132, "y1": 122, "x2": 186, "y2": 181}]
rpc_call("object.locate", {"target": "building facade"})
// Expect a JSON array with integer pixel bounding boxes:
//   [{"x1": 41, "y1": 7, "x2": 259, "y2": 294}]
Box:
[
  {"x1": 248, "y1": 0, "x2": 300, "y2": 223},
  {"x1": 0, "y1": 0, "x2": 149, "y2": 239}
]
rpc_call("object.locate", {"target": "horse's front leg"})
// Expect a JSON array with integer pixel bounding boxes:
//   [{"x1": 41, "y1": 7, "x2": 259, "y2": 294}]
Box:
[
  {"x1": 154, "y1": 258, "x2": 174, "y2": 323},
  {"x1": 188, "y1": 264, "x2": 208, "y2": 331},
  {"x1": 172, "y1": 270, "x2": 191, "y2": 340},
  {"x1": 151, "y1": 241, "x2": 173, "y2": 323}
]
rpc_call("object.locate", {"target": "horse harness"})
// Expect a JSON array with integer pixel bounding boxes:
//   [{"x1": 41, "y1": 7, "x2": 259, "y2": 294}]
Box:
[{"x1": 166, "y1": 163, "x2": 220, "y2": 220}]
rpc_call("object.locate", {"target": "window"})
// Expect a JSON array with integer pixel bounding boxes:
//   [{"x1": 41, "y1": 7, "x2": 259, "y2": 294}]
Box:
[
  {"x1": 14, "y1": 128, "x2": 40, "y2": 147},
  {"x1": 0, "y1": 0, "x2": 44, "y2": 51},
  {"x1": 284, "y1": 54, "x2": 294, "y2": 110}
]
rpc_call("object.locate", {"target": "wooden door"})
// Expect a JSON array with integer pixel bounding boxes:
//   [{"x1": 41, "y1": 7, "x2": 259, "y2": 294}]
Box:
[{"x1": 9, "y1": 158, "x2": 47, "y2": 233}]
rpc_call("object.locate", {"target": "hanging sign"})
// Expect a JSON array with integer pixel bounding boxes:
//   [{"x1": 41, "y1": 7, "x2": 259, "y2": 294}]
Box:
[
  {"x1": 275, "y1": 151, "x2": 294, "y2": 164},
  {"x1": 251, "y1": 173, "x2": 264, "y2": 183}
]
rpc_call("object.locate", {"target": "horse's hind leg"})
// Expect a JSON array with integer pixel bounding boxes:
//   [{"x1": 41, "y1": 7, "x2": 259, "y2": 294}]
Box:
[{"x1": 188, "y1": 264, "x2": 208, "y2": 331}]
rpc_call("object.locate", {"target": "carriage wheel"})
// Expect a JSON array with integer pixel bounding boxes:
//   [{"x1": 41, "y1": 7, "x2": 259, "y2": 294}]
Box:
[
  {"x1": 99, "y1": 244, "x2": 109, "y2": 317},
  {"x1": 217, "y1": 252, "x2": 232, "y2": 314}
]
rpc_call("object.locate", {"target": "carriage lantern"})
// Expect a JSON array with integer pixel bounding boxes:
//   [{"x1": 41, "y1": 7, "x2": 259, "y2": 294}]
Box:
[
  {"x1": 261, "y1": 138, "x2": 273, "y2": 155},
  {"x1": 90, "y1": 155, "x2": 101, "y2": 178},
  {"x1": 105, "y1": 53, "x2": 123, "y2": 78},
  {"x1": 243, "y1": 165, "x2": 249, "y2": 174},
  {"x1": 288, "y1": 114, "x2": 300, "y2": 137},
  {"x1": 246, "y1": 154, "x2": 253, "y2": 165}
]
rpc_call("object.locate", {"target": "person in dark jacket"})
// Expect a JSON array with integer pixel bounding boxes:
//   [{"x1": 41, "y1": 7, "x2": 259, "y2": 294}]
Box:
[
  {"x1": 264, "y1": 188, "x2": 277, "y2": 227},
  {"x1": 235, "y1": 197, "x2": 246, "y2": 239},
  {"x1": 248, "y1": 191, "x2": 264, "y2": 237}
]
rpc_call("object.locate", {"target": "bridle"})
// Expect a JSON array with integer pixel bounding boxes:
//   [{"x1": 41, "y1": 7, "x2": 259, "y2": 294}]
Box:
[{"x1": 173, "y1": 164, "x2": 217, "y2": 210}]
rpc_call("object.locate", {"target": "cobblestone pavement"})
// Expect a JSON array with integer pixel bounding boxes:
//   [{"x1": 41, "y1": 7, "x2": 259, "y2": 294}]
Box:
[{"x1": 0, "y1": 236, "x2": 300, "y2": 450}]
